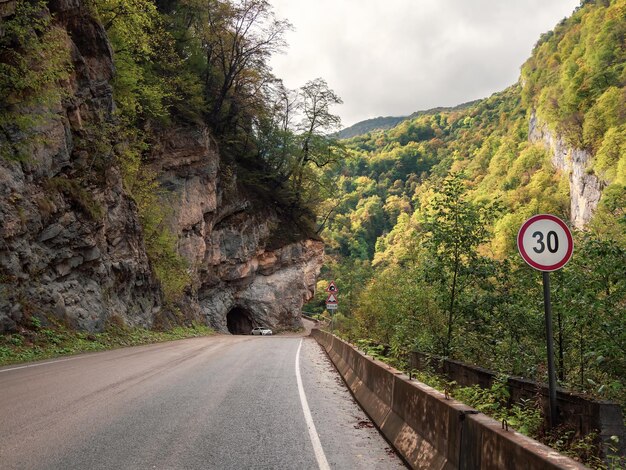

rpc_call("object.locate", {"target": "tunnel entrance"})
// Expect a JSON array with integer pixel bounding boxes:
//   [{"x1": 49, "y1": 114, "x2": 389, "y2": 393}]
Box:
[{"x1": 226, "y1": 307, "x2": 253, "y2": 335}]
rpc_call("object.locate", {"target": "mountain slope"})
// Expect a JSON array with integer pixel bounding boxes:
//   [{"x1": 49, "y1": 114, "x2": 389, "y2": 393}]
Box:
[
  {"x1": 337, "y1": 101, "x2": 482, "y2": 140},
  {"x1": 314, "y1": 0, "x2": 626, "y2": 414},
  {"x1": 325, "y1": 0, "x2": 625, "y2": 261},
  {"x1": 337, "y1": 116, "x2": 406, "y2": 140}
]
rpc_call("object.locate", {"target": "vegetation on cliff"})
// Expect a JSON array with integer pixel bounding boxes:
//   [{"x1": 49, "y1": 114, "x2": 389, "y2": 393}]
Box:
[
  {"x1": 0, "y1": 0, "x2": 72, "y2": 159},
  {"x1": 1, "y1": 0, "x2": 342, "y2": 305},
  {"x1": 91, "y1": 0, "x2": 342, "y2": 296},
  {"x1": 93, "y1": 0, "x2": 344, "y2": 209}
]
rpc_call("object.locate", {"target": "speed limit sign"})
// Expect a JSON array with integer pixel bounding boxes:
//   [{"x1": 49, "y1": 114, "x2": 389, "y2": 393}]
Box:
[
  {"x1": 517, "y1": 214, "x2": 573, "y2": 272},
  {"x1": 517, "y1": 214, "x2": 574, "y2": 429}
]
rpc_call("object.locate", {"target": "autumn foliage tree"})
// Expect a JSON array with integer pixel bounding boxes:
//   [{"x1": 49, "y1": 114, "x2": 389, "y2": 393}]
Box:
[{"x1": 165, "y1": 0, "x2": 291, "y2": 143}]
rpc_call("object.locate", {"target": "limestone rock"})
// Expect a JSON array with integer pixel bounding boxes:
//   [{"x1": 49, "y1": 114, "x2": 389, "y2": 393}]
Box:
[
  {"x1": 529, "y1": 112, "x2": 604, "y2": 228},
  {"x1": 149, "y1": 123, "x2": 324, "y2": 334}
]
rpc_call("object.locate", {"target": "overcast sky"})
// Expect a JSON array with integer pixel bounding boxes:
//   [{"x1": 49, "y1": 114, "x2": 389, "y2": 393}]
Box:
[{"x1": 268, "y1": 0, "x2": 580, "y2": 128}]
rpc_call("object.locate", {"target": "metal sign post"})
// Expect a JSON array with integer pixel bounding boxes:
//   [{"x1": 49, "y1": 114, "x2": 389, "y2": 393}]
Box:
[
  {"x1": 325, "y1": 281, "x2": 339, "y2": 334},
  {"x1": 542, "y1": 271, "x2": 558, "y2": 428},
  {"x1": 327, "y1": 303, "x2": 337, "y2": 333},
  {"x1": 517, "y1": 214, "x2": 573, "y2": 429}
]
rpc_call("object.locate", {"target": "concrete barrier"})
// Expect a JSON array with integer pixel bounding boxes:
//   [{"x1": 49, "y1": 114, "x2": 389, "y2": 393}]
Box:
[
  {"x1": 410, "y1": 351, "x2": 625, "y2": 459},
  {"x1": 312, "y1": 329, "x2": 588, "y2": 470}
]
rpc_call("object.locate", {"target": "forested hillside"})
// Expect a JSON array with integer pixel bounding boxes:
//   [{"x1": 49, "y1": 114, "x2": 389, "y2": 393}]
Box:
[
  {"x1": 313, "y1": 0, "x2": 625, "y2": 411},
  {"x1": 336, "y1": 115, "x2": 406, "y2": 140},
  {"x1": 335, "y1": 101, "x2": 480, "y2": 139}
]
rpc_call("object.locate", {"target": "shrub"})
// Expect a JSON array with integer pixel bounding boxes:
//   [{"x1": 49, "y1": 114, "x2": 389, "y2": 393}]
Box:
[{"x1": 0, "y1": 1, "x2": 72, "y2": 160}]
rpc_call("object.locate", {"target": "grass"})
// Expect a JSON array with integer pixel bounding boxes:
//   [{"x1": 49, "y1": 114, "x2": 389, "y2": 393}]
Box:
[
  {"x1": 0, "y1": 317, "x2": 214, "y2": 367},
  {"x1": 44, "y1": 177, "x2": 104, "y2": 220}
]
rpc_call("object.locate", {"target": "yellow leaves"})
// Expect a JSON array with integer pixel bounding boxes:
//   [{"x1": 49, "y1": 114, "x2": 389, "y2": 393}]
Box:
[
  {"x1": 316, "y1": 279, "x2": 330, "y2": 293},
  {"x1": 492, "y1": 213, "x2": 525, "y2": 259},
  {"x1": 588, "y1": 182, "x2": 626, "y2": 244},
  {"x1": 616, "y1": 148, "x2": 626, "y2": 184},
  {"x1": 509, "y1": 144, "x2": 548, "y2": 179},
  {"x1": 583, "y1": 87, "x2": 625, "y2": 151},
  {"x1": 353, "y1": 176, "x2": 377, "y2": 194},
  {"x1": 95, "y1": 0, "x2": 159, "y2": 57},
  {"x1": 594, "y1": 125, "x2": 626, "y2": 182},
  {"x1": 372, "y1": 212, "x2": 415, "y2": 268},
  {"x1": 383, "y1": 195, "x2": 411, "y2": 223}
]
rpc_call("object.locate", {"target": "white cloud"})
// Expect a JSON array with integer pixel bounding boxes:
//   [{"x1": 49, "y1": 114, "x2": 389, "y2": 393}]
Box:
[{"x1": 269, "y1": 0, "x2": 580, "y2": 127}]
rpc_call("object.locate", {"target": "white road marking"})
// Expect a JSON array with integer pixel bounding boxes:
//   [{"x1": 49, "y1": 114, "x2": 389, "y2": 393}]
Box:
[
  {"x1": 0, "y1": 355, "x2": 86, "y2": 373},
  {"x1": 295, "y1": 339, "x2": 331, "y2": 470}
]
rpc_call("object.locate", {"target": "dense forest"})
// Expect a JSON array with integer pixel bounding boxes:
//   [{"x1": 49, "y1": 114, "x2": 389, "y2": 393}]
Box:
[{"x1": 310, "y1": 0, "x2": 625, "y2": 412}]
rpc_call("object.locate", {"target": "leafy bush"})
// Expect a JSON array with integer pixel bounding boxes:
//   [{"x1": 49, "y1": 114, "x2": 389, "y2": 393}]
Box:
[{"x1": 452, "y1": 376, "x2": 543, "y2": 437}]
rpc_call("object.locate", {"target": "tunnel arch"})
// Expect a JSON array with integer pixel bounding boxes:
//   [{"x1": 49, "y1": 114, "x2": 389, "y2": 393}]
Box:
[{"x1": 226, "y1": 307, "x2": 254, "y2": 335}]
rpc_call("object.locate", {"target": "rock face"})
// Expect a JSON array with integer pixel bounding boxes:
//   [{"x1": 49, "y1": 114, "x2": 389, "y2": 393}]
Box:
[
  {"x1": 0, "y1": 0, "x2": 160, "y2": 332},
  {"x1": 151, "y1": 127, "x2": 324, "y2": 333},
  {"x1": 0, "y1": 1, "x2": 323, "y2": 334},
  {"x1": 529, "y1": 112, "x2": 604, "y2": 228}
]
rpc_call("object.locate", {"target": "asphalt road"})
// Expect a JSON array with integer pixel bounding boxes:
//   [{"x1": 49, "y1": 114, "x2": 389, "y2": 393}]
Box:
[{"x1": 0, "y1": 329, "x2": 406, "y2": 469}]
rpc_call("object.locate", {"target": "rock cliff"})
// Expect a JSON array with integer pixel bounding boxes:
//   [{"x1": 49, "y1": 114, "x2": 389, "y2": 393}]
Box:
[
  {"x1": 0, "y1": 0, "x2": 323, "y2": 334},
  {"x1": 150, "y1": 126, "x2": 324, "y2": 333},
  {"x1": 529, "y1": 112, "x2": 604, "y2": 228}
]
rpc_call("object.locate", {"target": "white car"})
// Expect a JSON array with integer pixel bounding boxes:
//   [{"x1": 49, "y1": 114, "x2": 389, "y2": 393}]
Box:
[{"x1": 251, "y1": 327, "x2": 273, "y2": 336}]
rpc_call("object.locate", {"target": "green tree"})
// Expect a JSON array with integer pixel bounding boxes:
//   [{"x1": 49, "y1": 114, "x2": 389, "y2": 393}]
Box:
[
  {"x1": 94, "y1": 0, "x2": 205, "y2": 123},
  {"x1": 254, "y1": 83, "x2": 299, "y2": 182},
  {"x1": 172, "y1": 0, "x2": 291, "y2": 140},
  {"x1": 557, "y1": 235, "x2": 626, "y2": 393},
  {"x1": 354, "y1": 262, "x2": 440, "y2": 359},
  {"x1": 291, "y1": 78, "x2": 345, "y2": 202},
  {"x1": 423, "y1": 173, "x2": 499, "y2": 356},
  {"x1": 254, "y1": 77, "x2": 345, "y2": 214}
]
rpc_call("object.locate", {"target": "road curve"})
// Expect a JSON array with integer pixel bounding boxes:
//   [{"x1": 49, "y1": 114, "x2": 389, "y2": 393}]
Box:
[{"x1": 0, "y1": 332, "x2": 405, "y2": 469}]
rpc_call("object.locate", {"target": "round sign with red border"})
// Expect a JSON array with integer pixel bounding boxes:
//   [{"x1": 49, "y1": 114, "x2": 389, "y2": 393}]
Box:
[{"x1": 517, "y1": 214, "x2": 573, "y2": 272}]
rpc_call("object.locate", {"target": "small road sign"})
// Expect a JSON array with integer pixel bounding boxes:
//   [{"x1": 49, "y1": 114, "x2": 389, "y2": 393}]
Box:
[
  {"x1": 325, "y1": 288, "x2": 339, "y2": 331},
  {"x1": 517, "y1": 214, "x2": 574, "y2": 272},
  {"x1": 325, "y1": 281, "x2": 338, "y2": 293}
]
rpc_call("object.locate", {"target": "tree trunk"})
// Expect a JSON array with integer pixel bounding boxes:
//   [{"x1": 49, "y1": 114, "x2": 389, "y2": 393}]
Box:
[{"x1": 444, "y1": 256, "x2": 459, "y2": 357}]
